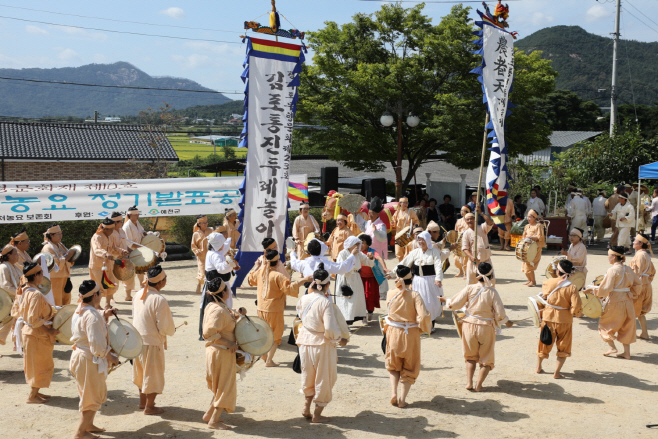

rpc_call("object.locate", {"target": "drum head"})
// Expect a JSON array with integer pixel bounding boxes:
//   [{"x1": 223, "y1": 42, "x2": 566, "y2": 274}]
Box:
[
  {"x1": 53, "y1": 304, "x2": 78, "y2": 345},
  {"x1": 332, "y1": 304, "x2": 350, "y2": 341},
  {"x1": 442, "y1": 258, "x2": 450, "y2": 274},
  {"x1": 109, "y1": 319, "x2": 144, "y2": 359},
  {"x1": 34, "y1": 252, "x2": 55, "y2": 272},
  {"x1": 446, "y1": 230, "x2": 458, "y2": 244},
  {"x1": 129, "y1": 247, "x2": 156, "y2": 273},
  {"x1": 141, "y1": 235, "x2": 165, "y2": 254},
  {"x1": 292, "y1": 318, "x2": 302, "y2": 341},
  {"x1": 452, "y1": 310, "x2": 465, "y2": 338},
  {"x1": 0, "y1": 288, "x2": 13, "y2": 324},
  {"x1": 593, "y1": 275, "x2": 604, "y2": 286},
  {"x1": 525, "y1": 241, "x2": 539, "y2": 262},
  {"x1": 113, "y1": 259, "x2": 136, "y2": 282},
  {"x1": 570, "y1": 272, "x2": 586, "y2": 291},
  {"x1": 378, "y1": 315, "x2": 386, "y2": 335},
  {"x1": 235, "y1": 316, "x2": 274, "y2": 356},
  {"x1": 70, "y1": 245, "x2": 82, "y2": 262},
  {"x1": 545, "y1": 256, "x2": 566, "y2": 279},
  {"x1": 395, "y1": 226, "x2": 411, "y2": 240},
  {"x1": 527, "y1": 297, "x2": 541, "y2": 328},
  {"x1": 579, "y1": 291, "x2": 603, "y2": 318},
  {"x1": 37, "y1": 277, "x2": 51, "y2": 295},
  {"x1": 285, "y1": 236, "x2": 295, "y2": 252}
]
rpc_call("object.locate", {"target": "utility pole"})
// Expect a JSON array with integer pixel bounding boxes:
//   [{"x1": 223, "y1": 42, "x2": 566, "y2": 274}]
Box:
[
  {"x1": 610, "y1": 0, "x2": 621, "y2": 136},
  {"x1": 94, "y1": 110, "x2": 99, "y2": 124}
]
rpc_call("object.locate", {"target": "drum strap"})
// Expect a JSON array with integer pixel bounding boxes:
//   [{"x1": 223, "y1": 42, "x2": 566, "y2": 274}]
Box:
[
  {"x1": 537, "y1": 280, "x2": 571, "y2": 310},
  {"x1": 384, "y1": 317, "x2": 419, "y2": 334},
  {"x1": 300, "y1": 295, "x2": 323, "y2": 333}
]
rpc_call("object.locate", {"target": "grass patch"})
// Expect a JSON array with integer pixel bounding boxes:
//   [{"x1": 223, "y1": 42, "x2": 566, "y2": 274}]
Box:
[{"x1": 168, "y1": 136, "x2": 247, "y2": 161}]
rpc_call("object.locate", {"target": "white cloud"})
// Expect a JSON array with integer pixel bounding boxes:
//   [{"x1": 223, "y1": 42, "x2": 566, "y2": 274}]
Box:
[
  {"x1": 25, "y1": 25, "x2": 49, "y2": 35},
  {"x1": 57, "y1": 48, "x2": 81, "y2": 62},
  {"x1": 530, "y1": 12, "x2": 554, "y2": 26},
  {"x1": 160, "y1": 7, "x2": 185, "y2": 20},
  {"x1": 585, "y1": 5, "x2": 612, "y2": 23}
]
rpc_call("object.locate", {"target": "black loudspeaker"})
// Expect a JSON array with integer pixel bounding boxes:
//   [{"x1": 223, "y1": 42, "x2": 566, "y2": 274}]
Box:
[
  {"x1": 363, "y1": 178, "x2": 387, "y2": 201},
  {"x1": 321, "y1": 167, "x2": 339, "y2": 194}
]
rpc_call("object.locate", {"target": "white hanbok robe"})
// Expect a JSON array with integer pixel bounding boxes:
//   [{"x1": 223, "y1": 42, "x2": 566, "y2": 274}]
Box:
[{"x1": 334, "y1": 249, "x2": 374, "y2": 322}]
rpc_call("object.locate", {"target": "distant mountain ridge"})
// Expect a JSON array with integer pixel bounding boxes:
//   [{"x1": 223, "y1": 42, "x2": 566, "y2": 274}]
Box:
[
  {"x1": 0, "y1": 62, "x2": 230, "y2": 118},
  {"x1": 516, "y1": 26, "x2": 658, "y2": 106}
]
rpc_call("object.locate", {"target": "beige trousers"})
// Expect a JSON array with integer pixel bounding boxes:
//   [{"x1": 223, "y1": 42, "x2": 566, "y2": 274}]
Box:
[
  {"x1": 133, "y1": 345, "x2": 166, "y2": 394},
  {"x1": 70, "y1": 349, "x2": 108, "y2": 412},
  {"x1": 599, "y1": 300, "x2": 636, "y2": 345},
  {"x1": 23, "y1": 334, "x2": 54, "y2": 388},
  {"x1": 462, "y1": 322, "x2": 496, "y2": 368},
  {"x1": 205, "y1": 346, "x2": 237, "y2": 413},
  {"x1": 299, "y1": 343, "x2": 337, "y2": 407}
]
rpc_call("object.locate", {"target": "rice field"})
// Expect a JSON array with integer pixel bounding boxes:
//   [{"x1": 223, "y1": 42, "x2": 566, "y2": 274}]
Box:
[{"x1": 168, "y1": 135, "x2": 247, "y2": 161}]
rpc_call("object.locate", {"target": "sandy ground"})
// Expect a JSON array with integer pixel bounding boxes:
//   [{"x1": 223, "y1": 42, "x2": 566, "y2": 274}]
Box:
[{"x1": 2, "y1": 240, "x2": 657, "y2": 439}]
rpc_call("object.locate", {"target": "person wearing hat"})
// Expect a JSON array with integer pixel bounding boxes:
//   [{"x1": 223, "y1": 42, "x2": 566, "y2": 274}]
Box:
[
  {"x1": 591, "y1": 246, "x2": 642, "y2": 359},
  {"x1": 191, "y1": 215, "x2": 214, "y2": 295},
  {"x1": 69, "y1": 280, "x2": 119, "y2": 439},
  {"x1": 385, "y1": 265, "x2": 431, "y2": 407},
  {"x1": 250, "y1": 238, "x2": 290, "y2": 279},
  {"x1": 289, "y1": 238, "x2": 357, "y2": 291},
  {"x1": 222, "y1": 210, "x2": 241, "y2": 250},
  {"x1": 41, "y1": 224, "x2": 77, "y2": 307},
  {"x1": 292, "y1": 203, "x2": 320, "y2": 260},
  {"x1": 534, "y1": 259, "x2": 583, "y2": 379},
  {"x1": 426, "y1": 221, "x2": 456, "y2": 265},
  {"x1": 334, "y1": 236, "x2": 374, "y2": 325},
  {"x1": 405, "y1": 226, "x2": 426, "y2": 253},
  {"x1": 107, "y1": 213, "x2": 133, "y2": 301},
  {"x1": 521, "y1": 209, "x2": 546, "y2": 287},
  {"x1": 592, "y1": 190, "x2": 608, "y2": 242},
  {"x1": 326, "y1": 214, "x2": 353, "y2": 261},
  {"x1": 392, "y1": 197, "x2": 419, "y2": 261},
  {"x1": 610, "y1": 191, "x2": 635, "y2": 251},
  {"x1": 247, "y1": 249, "x2": 310, "y2": 366},
  {"x1": 462, "y1": 207, "x2": 496, "y2": 286},
  {"x1": 122, "y1": 206, "x2": 148, "y2": 298},
  {"x1": 202, "y1": 278, "x2": 244, "y2": 430},
  {"x1": 0, "y1": 244, "x2": 22, "y2": 348},
  {"x1": 14, "y1": 260, "x2": 58, "y2": 404},
  {"x1": 629, "y1": 233, "x2": 655, "y2": 340},
  {"x1": 364, "y1": 196, "x2": 389, "y2": 260},
  {"x1": 561, "y1": 228, "x2": 588, "y2": 280},
  {"x1": 10, "y1": 228, "x2": 32, "y2": 267},
  {"x1": 296, "y1": 263, "x2": 348, "y2": 423},
  {"x1": 441, "y1": 262, "x2": 512, "y2": 391},
  {"x1": 453, "y1": 206, "x2": 472, "y2": 278},
  {"x1": 90, "y1": 218, "x2": 123, "y2": 309},
  {"x1": 132, "y1": 265, "x2": 176, "y2": 415}
]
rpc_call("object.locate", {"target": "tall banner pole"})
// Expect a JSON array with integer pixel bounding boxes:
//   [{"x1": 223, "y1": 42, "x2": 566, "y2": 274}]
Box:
[{"x1": 474, "y1": 112, "x2": 490, "y2": 262}]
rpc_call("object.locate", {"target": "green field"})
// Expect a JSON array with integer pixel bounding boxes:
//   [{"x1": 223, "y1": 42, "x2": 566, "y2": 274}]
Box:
[{"x1": 168, "y1": 136, "x2": 247, "y2": 161}]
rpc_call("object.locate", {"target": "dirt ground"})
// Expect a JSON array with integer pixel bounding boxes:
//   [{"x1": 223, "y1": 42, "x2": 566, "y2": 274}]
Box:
[{"x1": 2, "y1": 240, "x2": 657, "y2": 439}]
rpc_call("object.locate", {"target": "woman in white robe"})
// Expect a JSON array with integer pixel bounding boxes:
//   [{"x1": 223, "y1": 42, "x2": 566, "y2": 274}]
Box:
[{"x1": 335, "y1": 236, "x2": 374, "y2": 324}]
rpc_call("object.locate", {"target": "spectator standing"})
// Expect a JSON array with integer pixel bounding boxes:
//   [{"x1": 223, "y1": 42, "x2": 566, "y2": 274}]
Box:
[{"x1": 438, "y1": 195, "x2": 456, "y2": 231}]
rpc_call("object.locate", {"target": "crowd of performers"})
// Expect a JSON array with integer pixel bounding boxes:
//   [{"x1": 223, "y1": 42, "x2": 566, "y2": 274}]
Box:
[{"x1": 0, "y1": 189, "x2": 655, "y2": 437}]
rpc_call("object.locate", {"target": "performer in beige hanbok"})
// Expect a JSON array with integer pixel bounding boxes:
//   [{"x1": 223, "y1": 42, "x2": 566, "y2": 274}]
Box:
[
  {"x1": 191, "y1": 215, "x2": 214, "y2": 294},
  {"x1": 10, "y1": 228, "x2": 32, "y2": 266},
  {"x1": 521, "y1": 209, "x2": 545, "y2": 287},
  {"x1": 326, "y1": 214, "x2": 353, "y2": 261},
  {"x1": 223, "y1": 210, "x2": 241, "y2": 250},
  {"x1": 41, "y1": 224, "x2": 77, "y2": 306},
  {"x1": 247, "y1": 249, "x2": 309, "y2": 366},
  {"x1": 14, "y1": 261, "x2": 57, "y2": 404},
  {"x1": 535, "y1": 260, "x2": 582, "y2": 379},
  {"x1": 202, "y1": 278, "x2": 243, "y2": 430},
  {"x1": 70, "y1": 280, "x2": 119, "y2": 439},
  {"x1": 385, "y1": 265, "x2": 431, "y2": 407},
  {"x1": 0, "y1": 245, "x2": 22, "y2": 348},
  {"x1": 629, "y1": 234, "x2": 655, "y2": 340},
  {"x1": 442, "y1": 262, "x2": 511, "y2": 391},
  {"x1": 391, "y1": 197, "x2": 419, "y2": 261},
  {"x1": 108, "y1": 212, "x2": 133, "y2": 301},
  {"x1": 296, "y1": 264, "x2": 348, "y2": 423},
  {"x1": 605, "y1": 187, "x2": 621, "y2": 246},
  {"x1": 293, "y1": 203, "x2": 320, "y2": 260},
  {"x1": 453, "y1": 206, "x2": 471, "y2": 278},
  {"x1": 132, "y1": 265, "x2": 176, "y2": 415},
  {"x1": 122, "y1": 206, "x2": 147, "y2": 300},
  {"x1": 90, "y1": 219, "x2": 122, "y2": 309},
  {"x1": 462, "y1": 209, "x2": 496, "y2": 285},
  {"x1": 592, "y1": 247, "x2": 642, "y2": 359},
  {"x1": 497, "y1": 201, "x2": 515, "y2": 251},
  {"x1": 250, "y1": 238, "x2": 290, "y2": 278},
  {"x1": 561, "y1": 228, "x2": 588, "y2": 279}
]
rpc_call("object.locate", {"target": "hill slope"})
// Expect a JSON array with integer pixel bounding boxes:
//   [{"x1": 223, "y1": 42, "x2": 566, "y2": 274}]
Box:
[
  {"x1": 0, "y1": 62, "x2": 230, "y2": 118},
  {"x1": 516, "y1": 26, "x2": 658, "y2": 106}
]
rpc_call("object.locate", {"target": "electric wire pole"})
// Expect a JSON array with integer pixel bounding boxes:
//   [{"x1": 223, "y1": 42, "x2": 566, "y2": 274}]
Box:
[{"x1": 610, "y1": 0, "x2": 621, "y2": 136}]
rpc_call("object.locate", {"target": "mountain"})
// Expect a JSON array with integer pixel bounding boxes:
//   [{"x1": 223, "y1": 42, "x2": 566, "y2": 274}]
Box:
[
  {"x1": 0, "y1": 62, "x2": 231, "y2": 118},
  {"x1": 516, "y1": 26, "x2": 658, "y2": 107}
]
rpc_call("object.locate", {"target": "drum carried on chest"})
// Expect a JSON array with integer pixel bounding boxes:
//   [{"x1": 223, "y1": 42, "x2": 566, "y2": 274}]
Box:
[
  {"x1": 235, "y1": 315, "x2": 274, "y2": 356},
  {"x1": 527, "y1": 296, "x2": 544, "y2": 328},
  {"x1": 0, "y1": 288, "x2": 13, "y2": 325},
  {"x1": 53, "y1": 304, "x2": 78, "y2": 345},
  {"x1": 569, "y1": 272, "x2": 586, "y2": 291},
  {"x1": 452, "y1": 233, "x2": 465, "y2": 258},
  {"x1": 113, "y1": 259, "x2": 136, "y2": 281},
  {"x1": 515, "y1": 238, "x2": 538, "y2": 263},
  {"x1": 129, "y1": 247, "x2": 157, "y2": 274},
  {"x1": 141, "y1": 235, "x2": 165, "y2": 254},
  {"x1": 592, "y1": 275, "x2": 604, "y2": 286},
  {"x1": 452, "y1": 309, "x2": 466, "y2": 338},
  {"x1": 108, "y1": 318, "x2": 144, "y2": 359},
  {"x1": 37, "y1": 277, "x2": 51, "y2": 295},
  {"x1": 579, "y1": 291, "x2": 603, "y2": 319},
  {"x1": 395, "y1": 226, "x2": 413, "y2": 248},
  {"x1": 545, "y1": 256, "x2": 567, "y2": 278}
]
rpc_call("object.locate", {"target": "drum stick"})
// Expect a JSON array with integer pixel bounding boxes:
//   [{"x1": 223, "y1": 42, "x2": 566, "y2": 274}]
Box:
[
  {"x1": 647, "y1": 424, "x2": 658, "y2": 428},
  {"x1": 111, "y1": 310, "x2": 130, "y2": 336},
  {"x1": 244, "y1": 315, "x2": 260, "y2": 332},
  {"x1": 175, "y1": 321, "x2": 188, "y2": 330},
  {"x1": 512, "y1": 316, "x2": 533, "y2": 324}
]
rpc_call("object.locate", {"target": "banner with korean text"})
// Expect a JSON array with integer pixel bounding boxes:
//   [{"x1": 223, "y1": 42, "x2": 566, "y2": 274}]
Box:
[
  {"x1": 471, "y1": 9, "x2": 516, "y2": 230},
  {"x1": 235, "y1": 36, "x2": 304, "y2": 281},
  {"x1": 0, "y1": 175, "x2": 307, "y2": 224}
]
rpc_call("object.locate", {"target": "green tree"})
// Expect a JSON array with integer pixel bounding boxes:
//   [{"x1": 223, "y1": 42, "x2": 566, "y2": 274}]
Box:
[
  {"x1": 532, "y1": 89, "x2": 602, "y2": 131},
  {"x1": 297, "y1": 3, "x2": 557, "y2": 188},
  {"x1": 223, "y1": 144, "x2": 237, "y2": 160}
]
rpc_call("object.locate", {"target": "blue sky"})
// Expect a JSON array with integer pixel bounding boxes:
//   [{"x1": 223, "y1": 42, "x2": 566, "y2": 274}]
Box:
[{"x1": 0, "y1": 0, "x2": 656, "y2": 99}]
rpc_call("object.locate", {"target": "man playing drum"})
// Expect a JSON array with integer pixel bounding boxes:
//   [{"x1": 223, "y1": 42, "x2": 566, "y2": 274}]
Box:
[
  {"x1": 0, "y1": 245, "x2": 23, "y2": 349},
  {"x1": 109, "y1": 213, "x2": 132, "y2": 301},
  {"x1": 41, "y1": 224, "x2": 77, "y2": 306},
  {"x1": 69, "y1": 280, "x2": 119, "y2": 439},
  {"x1": 296, "y1": 263, "x2": 348, "y2": 423},
  {"x1": 90, "y1": 219, "x2": 123, "y2": 310},
  {"x1": 132, "y1": 265, "x2": 176, "y2": 415},
  {"x1": 292, "y1": 203, "x2": 320, "y2": 260},
  {"x1": 462, "y1": 208, "x2": 495, "y2": 286},
  {"x1": 391, "y1": 197, "x2": 419, "y2": 261},
  {"x1": 326, "y1": 214, "x2": 353, "y2": 261},
  {"x1": 521, "y1": 209, "x2": 545, "y2": 287},
  {"x1": 247, "y1": 249, "x2": 310, "y2": 367},
  {"x1": 404, "y1": 227, "x2": 424, "y2": 253},
  {"x1": 385, "y1": 265, "x2": 431, "y2": 407},
  {"x1": 592, "y1": 247, "x2": 642, "y2": 359},
  {"x1": 441, "y1": 262, "x2": 512, "y2": 392},
  {"x1": 122, "y1": 206, "x2": 147, "y2": 301},
  {"x1": 561, "y1": 228, "x2": 588, "y2": 279},
  {"x1": 629, "y1": 234, "x2": 655, "y2": 340},
  {"x1": 191, "y1": 215, "x2": 214, "y2": 295},
  {"x1": 535, "y1": 260, "x2": 583, "y2": 379}
]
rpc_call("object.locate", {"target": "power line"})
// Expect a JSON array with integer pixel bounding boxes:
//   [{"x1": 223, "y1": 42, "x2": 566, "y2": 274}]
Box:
[
  {"x1": 0, "y1": 15, "x2": 243, "y2": 44},
  {"x1": 625, "y1": 0, "x2": 658, "y2": 29},
  {"x1": 0, "y1": 4, "x2": 243, "y2": 34},
  {"x1": 0, "y1": 76, "x2": 242, "y2": 95},
  {"x1": 620, "y1": 7, "x2": 658, "y2": 35}
]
